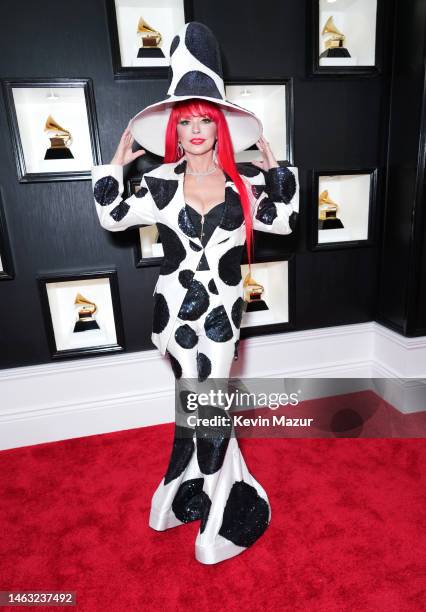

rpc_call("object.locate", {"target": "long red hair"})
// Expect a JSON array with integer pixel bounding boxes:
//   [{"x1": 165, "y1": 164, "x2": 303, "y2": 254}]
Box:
[{"x1": 164, "y1": 99, "x2": 254, "y2": 268}]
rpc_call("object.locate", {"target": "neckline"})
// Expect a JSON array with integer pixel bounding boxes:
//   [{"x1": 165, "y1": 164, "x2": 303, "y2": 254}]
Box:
[{"x1": 185, "y1": 201, "x2": 225, "y2": 217}]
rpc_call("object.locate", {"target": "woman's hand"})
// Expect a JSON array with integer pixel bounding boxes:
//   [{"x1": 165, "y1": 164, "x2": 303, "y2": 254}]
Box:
[
  {"x1": 110, "y1": 126, "x2": 146, "y2": 166},
  {"x1": 251, "y1": 136, "x2": 279, "y2": 171}
]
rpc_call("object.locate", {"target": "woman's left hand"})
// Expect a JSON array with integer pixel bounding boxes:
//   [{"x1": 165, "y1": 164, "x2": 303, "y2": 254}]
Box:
[{"x1": 251, "y1": 136, "x2": 279, "y2": 171}]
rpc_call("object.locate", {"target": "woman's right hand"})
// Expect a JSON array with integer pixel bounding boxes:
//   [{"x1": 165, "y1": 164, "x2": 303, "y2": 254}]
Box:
[{"x1": 110, "y1": 126, "x2": 146, "y2": 166}]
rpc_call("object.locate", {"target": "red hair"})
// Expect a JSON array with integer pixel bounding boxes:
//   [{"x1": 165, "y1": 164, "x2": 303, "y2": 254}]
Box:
[{"x1": 164, "y1": 99, "x2": 254, "y2": 268}]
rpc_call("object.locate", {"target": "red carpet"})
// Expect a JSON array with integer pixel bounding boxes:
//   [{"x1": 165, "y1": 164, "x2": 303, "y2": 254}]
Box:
[{"x1": 1, "y1": 410, "x2": 425, "y2": 610}]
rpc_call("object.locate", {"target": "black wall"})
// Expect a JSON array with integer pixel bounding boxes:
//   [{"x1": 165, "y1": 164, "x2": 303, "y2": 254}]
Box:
[
  {"x1": 0, "y1": 0, "x2": 398, "y2": 369},
  {"x1": 378, "y1": 0, "x2": 426, "y2": 336}
]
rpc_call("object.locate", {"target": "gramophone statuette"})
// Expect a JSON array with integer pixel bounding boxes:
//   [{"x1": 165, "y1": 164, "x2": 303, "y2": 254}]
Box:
[
  {"x1": 73, "y1": 293, "x2": 100, "y2": 333},
  {"x1": 318, "y1": 189, "x2": 345, "y2": 229},
  {"x1": 44, "y1": 115, "x2": 74, "y2": 160},
  {"x1": 320, "y1": 16, "x2": 351, "y2": 59},
  {"x1": 137, "y1": 16, "x2": 165, "y2": 58}
]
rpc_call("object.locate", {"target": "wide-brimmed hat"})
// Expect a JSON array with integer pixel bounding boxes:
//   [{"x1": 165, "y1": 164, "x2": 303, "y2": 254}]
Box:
[{"x1": 128, "y1": 21, "x2": 263, "y2": 157}]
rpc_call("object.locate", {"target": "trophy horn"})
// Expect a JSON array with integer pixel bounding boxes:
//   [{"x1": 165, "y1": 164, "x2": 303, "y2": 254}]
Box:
[
  {"x1": 322, "y1": 16, "x2": 344, "y2": 38},
  {"x1": 74, "y1": 293, "x2": 97, "y2": 315}
]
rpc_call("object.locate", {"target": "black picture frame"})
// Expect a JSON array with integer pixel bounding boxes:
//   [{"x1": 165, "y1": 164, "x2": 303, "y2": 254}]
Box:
[
  {"x1": 1, "y1": 78, "x2": 102, "y2": 183},
  {"x1": 225, "y1": 78, "x2": 295, "y2": 166},
  {"x1": 310, "y1": 168, "x2": 378, "y2": 251},
  {"x1": 106, "y1": 0, "x2": 195, "y2": 80},
  {"x1": 239, "y1": 255, "x2": 296, "y2": 341},
  {"x1": 37, "y1": 269, "x2": 125, "y2": 360},
  {"x1": 309, "y1": 0, "x2": 384, "y2": 77},
  {"x1": 0, "y1": 188, "x2": 15, "y2": 281},
  {"x1": 126, "y1": 176, "x2": 165, "y2": 268}
]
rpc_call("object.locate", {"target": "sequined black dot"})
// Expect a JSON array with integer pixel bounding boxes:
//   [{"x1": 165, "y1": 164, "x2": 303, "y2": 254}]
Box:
[
  {"x1": 164, "y1": 426, "x2": 195, "y2": 485},
  {"x1": 175, "y1": 71, "x2": 222, "y2": 99},
  {"x1": 220, "y1": 188, "x2": 244, "y2": 231},
  {"x1": 197, "y1": 352, "x2": 211, "y2": 382},
  {"x1": 237, "y1": 162, "x2": 262, "y2": 178},
  {"x1": 255, "y1": 198, "x2": 277, "y2": 225},
  {"x1": 204, "y1": 305, "x2": 233, "y2": 342},
  {"x1": 175, "y1": 324, "x2": 198, "y2": 349},
  {"x1": 231, "y1": 297, "x2": 245, "y2": 329},
  {"x1": 219, "y1": 481, "x2": 270, "y2": 547},
  {"x1": 196, "y1": 253, "x2": 210, "y2": 271},
  {"x1": 157, "y1": 223, "x2": 186, "y2": 275},
  {"x1": 251, "y1": 185, "x2": 266, "y2": 200},
  {"x1": 289, "y1": 211, "x2": 298, "y2": 231},
  {"x1": 135, "y1": 186, "x2": 148, "y2": 198},
  {"x1": 267, "y1": 167, "x2": 297, "y2": 204},
  {"x1": 185, "y1": 23, "x2": 223, "y2": 77},
  {"x1": 218, "y1": 245, "x2": 244, "y2": 285},
  {"x1": 208, "y1": 278, "x2": 218, "y2": 294},
  {"x1": 177, "y1": 279, "x2": 210, "y2": 321},
  {"x1": 190, "y1": 241, "x2": 203, "y2": 251},
  {"x1": 109, "y1": 200, "x2": 130, "y2": 222},
  {"x1": 94, "y1": 175, "x2": 119, "y2": 206},
  {"x1": 178, "y1": 207, "x2": 199, "y2": 239},
  {"x1": 170, "y1": 34, "x2": 180, "y2": 56},
  {"x1": 145, "y1": 176, "x2": 178, "y2": 210},
  {"x1": 172, "y1": 478, "x2": 211, "y2": 530},
  {"x1": 179, "y1": 269, "x2": 195, "y2": 289},
  {"x1": 167, "y1": 350, "x2": 182, "y2": 379},
  {"x1": 174, "y1": 160, "x2": 186, "y2": 174},
  {"x1": 152, "y1": 293, "x2": 169, "y2": 333},
  {"x1": 196, "y1": 405, "x2": 232, "y2": 475}
]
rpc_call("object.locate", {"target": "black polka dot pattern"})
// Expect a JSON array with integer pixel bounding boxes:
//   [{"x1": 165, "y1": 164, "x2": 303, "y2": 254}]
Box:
[
  {"x1": 196, "y1": 405, "x2": 232, "y2": 475},
  {"x1": 177, "y1": 279, "x2": 210, "y2": 321},
  {"x1": 266, "y1": 167, "x2": 297, "y2": 204},
  {"x1": 197, "y1": 352, "x2": 211, "y2": 381},
  {"x1": 174, "y1": 160, "x2": 186, "y2": 174},
  {"x1": 255, "y1": 198, "x2": 277, "y2": 225},
  {"x1": 289, "y1": 210, "x2": 298, "y2": 231},
  {"x1": 178, "y1": 207, "x2": 199, "y2": 239},
  {"x1": 204, "y1": 305, "x2": 233, "y2": 342},
  {"x1": 179, "y1": 269, "x2": 195, "y2": 289},
  {"x1": 218, "y1": 245, "x2": 244, "y2": 285},
  {"x1": 175, "y1": 324, "x2": 198, "y2": 349},
  {"x1": 236, "y1": 163, "x2": 262, "y2": 178},
  {"x1": 163, "y1": 427, "x2": 195, "y2": 485},
  {"x1": 189, "y1": 241, "x2": 202, "y2": 251},
  {"x1": 135, "y1": 186, "x2": 148, "y2": 198},
  {"x1": 185, "y1": 23, "x2": 223, "y2": 78},
  {"x1": 152, "y1": 293, "x2": 169, "y2": 333},
  {"x1": 231, "y1": 297, "x2": 245, "y2": 329},
  {"x1": 145, "y1": 176, "x2": 178, "y2": 210},
  {"x1": 157, "y1": 223, "x2": 186, "y2": 275},
  {"x1": 170, "y1": 34, "x2": 180, "y2": 56},
  {"x1": 175, "y1": 71, "x2": 222, "y2": 100},
  {"x1": 208, "y1": 278, "x2": 218, "y2": 294},
  {"x1": 219, "y1": 481, "x2": 270, "y2": 547},
  {"x1": 172, "y1": 478, "x2": 211, "y2": 531},
  {"x1": 220, "y1": 188, "x2": 244, "y2": 231},
  {"x1": 251, "y1": 185, "x2": 266, "y2": 200},
  {"x1": 93, "y1": 175, "x2": 119, "y2": 206},
  {"x1": 109, "y1": 200, "x2": 130, "y2": 222},
  {"x1": 167, "y1": 350, "x2": 182, "y2": 379}
]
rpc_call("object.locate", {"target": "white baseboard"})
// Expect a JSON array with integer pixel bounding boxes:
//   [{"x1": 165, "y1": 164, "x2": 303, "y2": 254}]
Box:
[{"x1": 0, "y1": 322, "x2": 425, "y2": 451}]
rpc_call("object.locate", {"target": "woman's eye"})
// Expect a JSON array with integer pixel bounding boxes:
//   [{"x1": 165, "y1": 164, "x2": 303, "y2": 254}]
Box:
[
  {"x1": 179, "y1": 120, "x2": 190, "y2": 125},
  {"x1": 201, "y1": 118, "x2": 212, "y2": 123}
]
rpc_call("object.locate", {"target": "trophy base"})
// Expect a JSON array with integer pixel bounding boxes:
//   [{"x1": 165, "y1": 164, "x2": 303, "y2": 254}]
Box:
[
  {"x1": 44, "y1": 148, "x2": 74, "y2": 160},
  {"x1": 319, "y1": 218, "x2": 345, "y2": 230},
  {"x1": 320, "y1": 48, "x2": 351, "y2": 58},
  {"x1": 245, "y1": 300, "x2": 269, "y2": 313},
  {"x1": 137, "y1": 47, "x2": 165, "y2": 58},
  {"x1": 73, "y1": 320, "x2": 100, "y2": 333}
]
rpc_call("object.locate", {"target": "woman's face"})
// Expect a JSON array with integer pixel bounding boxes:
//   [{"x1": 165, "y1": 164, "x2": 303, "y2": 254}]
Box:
[{"x1": 176, "y1": 114, "x2": 217, "y2": 155}]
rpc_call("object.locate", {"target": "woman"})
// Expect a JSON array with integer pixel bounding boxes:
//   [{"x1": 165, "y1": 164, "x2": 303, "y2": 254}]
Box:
[{"x1": 91, "y1": 22, "x2": 299, "y2": 565}]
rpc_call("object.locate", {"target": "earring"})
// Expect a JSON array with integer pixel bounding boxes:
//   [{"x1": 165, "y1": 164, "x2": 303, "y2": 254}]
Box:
[
  {"x1": 213, "y1": 141, "x2": 218, "y2": 164},
  {"x1": 177, "y1": 142, "x2": 184, "y2": 157}
]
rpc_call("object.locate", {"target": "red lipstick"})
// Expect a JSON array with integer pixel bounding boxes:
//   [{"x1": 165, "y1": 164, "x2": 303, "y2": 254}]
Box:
[{"x1": 190, "y1": 138, "x2": 205, "y2": 144}]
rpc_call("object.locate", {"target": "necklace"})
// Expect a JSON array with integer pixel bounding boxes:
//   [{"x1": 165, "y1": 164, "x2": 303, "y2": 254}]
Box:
[{"x1": 185, "y1": 165, "x2": 217, "y2": 182}]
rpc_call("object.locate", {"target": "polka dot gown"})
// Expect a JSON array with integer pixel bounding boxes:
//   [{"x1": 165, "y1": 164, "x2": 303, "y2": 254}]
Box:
[{"x1": 91, "y1": 154, "x2": 299, "y2": 564}]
